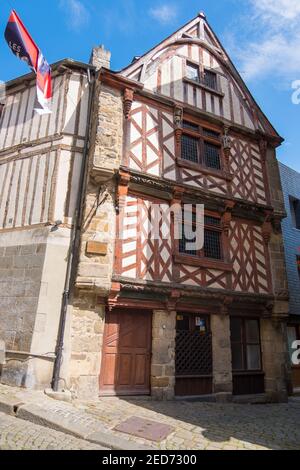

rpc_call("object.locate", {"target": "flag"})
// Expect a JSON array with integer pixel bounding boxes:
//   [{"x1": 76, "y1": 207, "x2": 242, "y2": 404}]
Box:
[{"x1": 5, "y1": 10, "x2": 52, "y2": 114}]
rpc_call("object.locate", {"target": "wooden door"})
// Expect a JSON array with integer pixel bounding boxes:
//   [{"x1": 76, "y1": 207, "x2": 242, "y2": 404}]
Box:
[{"x1": 99, "y1": 310, "x2": 152, "y2": 396}]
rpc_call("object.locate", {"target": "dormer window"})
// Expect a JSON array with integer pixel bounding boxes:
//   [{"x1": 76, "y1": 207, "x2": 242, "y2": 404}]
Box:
[
  {"x1": 186, "y1": 62, "x2": 200, "y2": 82},
  {"x1": 185, "y1": 62, "x2": 221, "y2": 94}
]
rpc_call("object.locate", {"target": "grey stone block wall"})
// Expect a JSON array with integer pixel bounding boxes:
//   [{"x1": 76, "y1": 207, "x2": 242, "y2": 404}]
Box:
[
  {"x1": 279, "y1": 162, "x2": 300, "y2": 317},
  {"x1": 0, "y1": 243, "x2": 46, "y2": 352}
]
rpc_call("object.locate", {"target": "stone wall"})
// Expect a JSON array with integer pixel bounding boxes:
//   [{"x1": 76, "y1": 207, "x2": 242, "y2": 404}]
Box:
[
  {"x1": 211, "y1": 314, "x2": 233, "y2": 399},
  {"x1": 68, "y1": 292, "x2": 105, "y2": 399},
  {"x1": 151, "y1": 310, "x2": 176, "y2": 400},
  {"x1": 76, "y1": 178, "x2": 117, "y2": 295},
  {"x1": 261, "y1": 319, "x2": 289, "y2": 402},
  {"x1": 0, "y1": 229, "x2": 47, "y2": 387}
]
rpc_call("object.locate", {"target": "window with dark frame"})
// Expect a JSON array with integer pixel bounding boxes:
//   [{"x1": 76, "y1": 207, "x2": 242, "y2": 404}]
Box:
[
  {"x1": 179, "y1": 212, "x2": 223, "y2": 261},
  {"x1": 181, "y1": 122, "x2": 221, "y2": 171},
  {"x1": 186, "y1": 62, "x2": 200, "y2": 82},
  {"x1": 287, "y1": 325, "x2": 300, "y2": 363},
  {"x1": 203, "y1": 69, "x2": 218, "y2": 91},
  {"x1": 230, "y1": 318, "x2": 262, "y2": 372},
  {"x1": 289, "y1": 196, "x2": 300, "y2": 230}
]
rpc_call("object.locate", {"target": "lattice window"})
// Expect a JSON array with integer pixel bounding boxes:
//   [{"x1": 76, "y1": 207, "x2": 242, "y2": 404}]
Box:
[
  {"x1": 180, "y1": 122, "x2": 222, "y2": 171},
  {"x1": 204, "y1": 69, "x2": 218, "y2": 91},
  {"x1": 204, "y1": 142, "x2": 221, "y2": 170},
  {"x1": 204, "y1": 230, "x2": 222, "y2": 260},
  {"x1": 181, "y1": 134, "x2": 199, "y2": 163},
  {"x1": 176, "y1": 331, "x2": 213, "y2": 376},
  {"x1": 179, "y1": 213, "x2": 223, "y2": 260}
]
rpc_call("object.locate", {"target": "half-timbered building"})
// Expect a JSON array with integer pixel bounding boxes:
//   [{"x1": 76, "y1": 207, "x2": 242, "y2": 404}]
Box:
[
  {"x1": 0, "y1": 12, "x2": 290, "y2": 402},
  {"x1": 69, "y1": 13, "x2": 290, "y2": 401}
]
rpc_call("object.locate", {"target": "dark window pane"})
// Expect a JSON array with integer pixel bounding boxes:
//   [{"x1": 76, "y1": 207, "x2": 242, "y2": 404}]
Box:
[
  {"x1": 287, "y1": 326, "x2": 297, "y2": 361},
  {"x1": 204, "y1": 70, "x2": 218, "y2": 90},
  {"x1": 181, "y1": 135, "x2": 199, "y2": 163},
  {"x1": 183, "y1": 121, "x2": 199, "y2": 131},
  {"x1": 204, "y1": 215, "x2": 221, "y2": 227},
  {"x1": 204, "y1": 229, "x2": 222, "y2": 259},
  {"x1": 231, "y1": 318, "x2": 242, "y2": 342},
  {"x1": 204, "y1": 142, "x2": 221, "y2": 170},
  {"x1": 186, "y1": 63, "x2": 200, "y2": 82},
  {"x1": 179, "y1": 225, "x2": 197, "y2": 256},
  {"x1": 177, "y1": 315, "x2": 190, "y2": 331},
  {"x1": 232, "y1": 343, "x2": 244, "y2": 371},
  {"x1": 246, "y1": 345, "x2": 261, "y2": 370},
  {"x1": 203, "y1": 128, "x2": 220, "y2": 139},
  {"x1": 245, "y1": 320, "x2": 260, "y2": 343}
]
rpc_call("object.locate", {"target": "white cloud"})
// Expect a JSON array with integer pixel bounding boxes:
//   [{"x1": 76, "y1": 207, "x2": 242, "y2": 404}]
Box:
[
  {"x1": 59, "y1": 0, "x2": 90, "y2": 31},
  {"x1": 251, "y1": 0, "x2": 300, "y2": 22},
  {"x1": 149, "y1": 5, "x2": 178, "y2": 24},
  {"x1": 229, "y1": 0, "x2": 300, "y2": 81}
]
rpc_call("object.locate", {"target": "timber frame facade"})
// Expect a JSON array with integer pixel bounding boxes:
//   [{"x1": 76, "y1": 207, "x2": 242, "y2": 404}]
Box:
[
  {"x1": 70, "y1": 13, "x2": 290, "y2": 401},
  {"x1": 0, "y1": 12, "x2": 291, "y2": 401}
]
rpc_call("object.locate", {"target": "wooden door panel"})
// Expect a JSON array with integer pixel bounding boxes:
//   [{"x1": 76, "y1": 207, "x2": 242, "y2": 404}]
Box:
[
  {"x1": 100, "y1": 310, "x2": 152, "y2": 396},
  {"x1": 101, "y1": 354, "x2": 117, "y2": 386}
]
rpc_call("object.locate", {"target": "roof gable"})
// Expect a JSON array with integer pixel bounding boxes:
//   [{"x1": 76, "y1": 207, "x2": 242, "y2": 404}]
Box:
[{"x1": 119, "y1": 12, "x2": 280, "y2": 139}]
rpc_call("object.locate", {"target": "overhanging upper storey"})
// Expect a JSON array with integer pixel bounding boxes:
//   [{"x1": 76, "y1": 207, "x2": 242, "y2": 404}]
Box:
[{"x1": 119, "y1": 12, "x2": 281, "y2": 141}]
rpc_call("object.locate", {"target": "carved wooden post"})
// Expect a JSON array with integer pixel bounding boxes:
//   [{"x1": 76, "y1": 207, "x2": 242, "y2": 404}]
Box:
[
  {"x1": 174, "y1": 106, "x2": 183, "y2": 152},
  {"x1": 123, "y1": 88, "x2": 134, "y2": 120},
  {"x1": 222, "y1": 125, "x2": 232, "y2": 169},
  {"x1": 262, "y1": 210, "x2": 273, "y2": 246}
]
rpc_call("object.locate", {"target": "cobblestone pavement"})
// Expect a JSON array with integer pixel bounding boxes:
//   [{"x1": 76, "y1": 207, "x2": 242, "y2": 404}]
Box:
[
  {"x1": 0, "y1": 384, "x2": 299, "y2": 450},
  {"x1": 0, "y1": 412, "x2": 105, "y2": 450},
  {"x1": 76, "y1": 398, "x2": 300, "y2": 450}
]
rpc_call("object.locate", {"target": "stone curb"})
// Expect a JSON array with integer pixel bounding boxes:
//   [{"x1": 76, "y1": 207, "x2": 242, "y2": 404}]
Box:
[
  {"x1": 16, "y1": 403, "x2": 153, "y2": 451},
  {"x1": 0, "y1": 395, "x2": 24, "y2": 416}
]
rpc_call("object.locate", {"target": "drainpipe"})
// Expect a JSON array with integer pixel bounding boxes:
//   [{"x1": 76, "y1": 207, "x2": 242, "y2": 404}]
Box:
[{"x1": 51, "y1": 66, "x2": 96, "y2": 392}]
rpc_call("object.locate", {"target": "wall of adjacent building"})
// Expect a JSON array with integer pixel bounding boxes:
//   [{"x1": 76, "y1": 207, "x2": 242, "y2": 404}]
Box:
[
  {"x1": 0, "y1": 65, "x2": 92, "y2": 389},
  {"x1": 279, "y1": 162, "x2": 300, "y2": 317}
]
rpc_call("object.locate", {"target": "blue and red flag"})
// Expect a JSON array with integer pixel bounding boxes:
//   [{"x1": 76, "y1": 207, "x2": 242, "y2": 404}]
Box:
[{"x1": 5, "y1": 10, "x2": 52, "y2": 114}]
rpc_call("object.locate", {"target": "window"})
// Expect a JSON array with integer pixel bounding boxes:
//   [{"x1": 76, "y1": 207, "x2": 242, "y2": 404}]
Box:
[
  {"x1": 287, "y1": 325, "x2": 300, "y2": 364},
  {"x1": 180, "y1": 122, "x2": 221, "y2": 171},
  {"x1": 183, "y1": 121, "x2": 199, "y2": 131},
  {"x1": 290, "y1": 196, "x2": 300, "y2": 229},
  {"x1": 204, "y1": 69, "x2": 218, "y2": 91},
  {"x1": 186, "y1": 62, "x2": 200, "y2": 82},
  {"x1": 179, "y1": 212, "x2": 223, "y2": 260},
  {"x1": 181, "y1": 134, "x2": 199, "y2": 163},
  {"x1": 204, "y1": 142, "x2": 221, "y2": 170},
  {"x1": 231, "y1": 318, "x2": 262, "y2": 372}
]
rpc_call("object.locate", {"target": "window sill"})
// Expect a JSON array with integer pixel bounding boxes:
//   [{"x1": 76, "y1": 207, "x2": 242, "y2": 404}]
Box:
[
  {"x1": 183, "y1": 77, "x2": 225, "y2": 98},
  {"x1": 174, "y1": 253, "x2": 233, "y2": 272},
  {"x1": 177, "y1": 158, "x2": 232, "y2": 181}
]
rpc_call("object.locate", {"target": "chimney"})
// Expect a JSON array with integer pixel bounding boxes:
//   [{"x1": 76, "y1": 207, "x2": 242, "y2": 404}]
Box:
[{"x1": 90, "y1": 45, "x2": 111, "y2": 70}]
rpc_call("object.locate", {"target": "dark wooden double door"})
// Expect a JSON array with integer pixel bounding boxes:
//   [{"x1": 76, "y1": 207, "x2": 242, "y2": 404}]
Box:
[{"x1": 99, "y1": 310, "x2": 152, "y2": 396}]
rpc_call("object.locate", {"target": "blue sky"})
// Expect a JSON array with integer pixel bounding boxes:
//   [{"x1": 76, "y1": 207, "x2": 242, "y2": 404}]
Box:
[{"x1": 0, "y1": 0, "x2": 299, "y2": 171}]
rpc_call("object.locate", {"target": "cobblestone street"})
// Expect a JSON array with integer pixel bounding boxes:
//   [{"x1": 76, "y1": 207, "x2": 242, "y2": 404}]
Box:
[
  {"x1": 0, "y1": 412, "x2": 105, "y2": 450},
  {"x1": 77, "y1": 397, "x2": 300, "y2": 450},
  {"x1": 0, "y1": 384, "x2": 299, "y2": 450}
]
